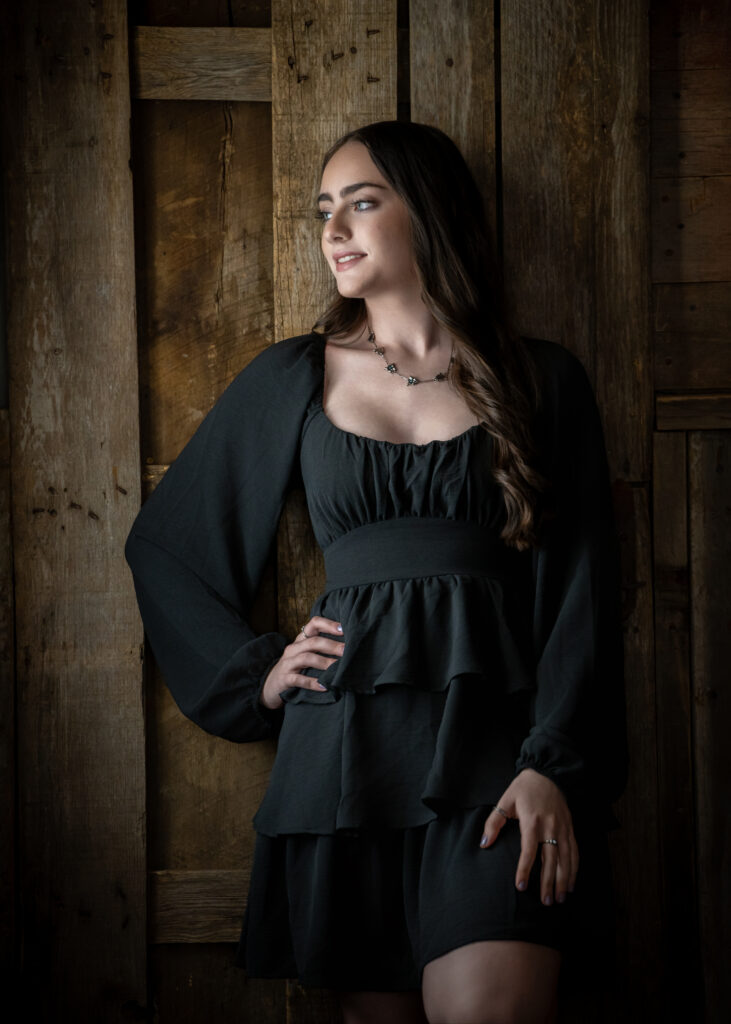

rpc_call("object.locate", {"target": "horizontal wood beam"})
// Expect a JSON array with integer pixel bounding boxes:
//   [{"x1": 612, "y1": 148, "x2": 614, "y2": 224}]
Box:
[
  {"x1": 150, "y1": 870, "x2": 249, "y2": 943},
  {"x1": 131, "y1": 27, "x2": 271, "y2": 102},
  {"x1": 656, "y1": 392, "x2": 731, "y2": 429}
]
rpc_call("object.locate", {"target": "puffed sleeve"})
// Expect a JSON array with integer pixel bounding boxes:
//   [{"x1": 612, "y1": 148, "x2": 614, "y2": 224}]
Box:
[
  {"x1": 124, "y1": 333, "x2": 322, "y2": 743},
  {"x1": 514, "y1": 341, "x2": 628, "y2": 821}
]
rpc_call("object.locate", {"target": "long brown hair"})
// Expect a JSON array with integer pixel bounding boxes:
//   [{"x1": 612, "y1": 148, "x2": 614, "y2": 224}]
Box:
[{"x1": 313, "y1": 121, "x2": 550, "y2": 550}]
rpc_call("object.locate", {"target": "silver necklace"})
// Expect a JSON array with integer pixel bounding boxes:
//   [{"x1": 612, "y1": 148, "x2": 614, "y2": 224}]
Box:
[{"x1": 367, "y1": 326, "x2": 454, "y2": 386}]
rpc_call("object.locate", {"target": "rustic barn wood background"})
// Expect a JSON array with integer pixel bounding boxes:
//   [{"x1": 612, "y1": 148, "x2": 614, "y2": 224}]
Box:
[{"x1": 1, "y1": 0, "x2": 729, "y2": 1021}]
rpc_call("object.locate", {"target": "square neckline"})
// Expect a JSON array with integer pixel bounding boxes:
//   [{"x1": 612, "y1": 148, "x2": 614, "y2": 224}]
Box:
[{"x1": 316, "y1": 334, "x2": 483, "y2": 449}]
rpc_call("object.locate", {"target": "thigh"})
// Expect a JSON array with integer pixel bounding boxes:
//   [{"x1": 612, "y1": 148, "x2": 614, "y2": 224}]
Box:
[{"x1": 422, "y1": 940, "x2": 561, "y2": 1024}]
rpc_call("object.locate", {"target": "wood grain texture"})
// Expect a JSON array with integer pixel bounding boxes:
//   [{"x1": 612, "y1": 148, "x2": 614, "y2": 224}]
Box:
[
  {"x1": 132, "y1": 26, "x2": 272, "y2": 101},
  {"x1": 652, "y1": 176, "x2": 731, "y2": 283},
  {"x1": 656, "y1": 392, "x2": 731, "y2": 429},
  {"x1": 1, "y1": 0, "x2": 146, "y2": 1018},
  {"x1": 0, "y1": 411, "x2": 14, "y2": 975},
  {"x1": 151, "y1": 944, "x2": 287, "y2": 1023},
  {"x1": 651, "y1": 0, "x2": 731, "y2": 71},
  {"x1": 500, "y1": 0, "x2": 595, "y2": 368},
  {"x1": 689, "y1": 431, "x2": 731, "y2": 1022},
  {"x1": 271, "y1": 0, "x2": 397, "y2": 339},
  {"x1": 409, "y1": 0, "x2": 496, "y2": 230},
  {"x1": 609, "y1": 480, "x2": 662, "y2": 1022},
  {"x1": 652, "y1": 433, "x2": 700, "y2": 1019},
  {"x1": 654, "y1": 282, "x2": 731, "y2": 389},
  {"x1": 150, "y1": 869, "x2": 249, "y2": 942},
  {"x1": 594, "y1": 0, "x2": 652, "y2": 484},
  {"x1": 134, "y1": 99, "x2": 274, "y2": 466}
]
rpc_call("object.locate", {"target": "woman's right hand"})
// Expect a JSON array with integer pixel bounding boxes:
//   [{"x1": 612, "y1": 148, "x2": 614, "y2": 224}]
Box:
[{"x1": 259, "y1": 616, "x2": 345, "y2": 710}]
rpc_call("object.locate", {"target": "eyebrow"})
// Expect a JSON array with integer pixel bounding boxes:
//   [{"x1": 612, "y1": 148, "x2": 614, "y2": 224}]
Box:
[{"x1": 316, "y1": 181, "x2": 388, "y2": 203}]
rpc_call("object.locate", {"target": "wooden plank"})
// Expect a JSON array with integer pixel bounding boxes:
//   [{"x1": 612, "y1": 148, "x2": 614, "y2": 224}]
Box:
[
  {"x1": 652, "y1": 176, "x2": 731, "y2": 283},
  {"x1": 654, "y1": 282, "x2": 731, "y2": 389},
  {"x1": 271, "y1": 0, "x2": 397, "y2": 339},
  {"x1": 608, "y1": 480, "x2": 662, "y2": 1022},
  {"x1": 500, "y1": 1, "x2": 596, "y2": 371},
  {"x1": 689, "y1": 431, "x2": 731, "y2": 1021},
  {"x1": 656, "y1": 392, "x2": 731, "y2": 429},
  {"x1": 134, "y1": 99, "x2": 274, "y2": 466},
  {"x1": 151, "y1": 945, "x2": 287, "y2": 1022},
  {"x1": 0, "y1": 410, "x2": 14, "y2": 971},
  {"x1": 594, "y1": 0, "x2": 652, "y2": 483},
  {"x1": 409, "y1": 0, "x2": 496, "y2": 231},
  {"x1": 1, "y1": 0, "x2": 146, "y2": 1018},
  {"x1": 150, "y1": 870, "x2": 249, "y2": 943},
  {"x1": 652, "y1": 114, "x2": 731, "y2": 178},
  {"x1": 652, "y1": 432, "x2": 700, "y2": 1019},
  {"x1": 652, "y1": 68, "x2": 731, "y2": 121},
  {"x1": 132, "y1": 26, "x2": 272, "y2": 101},
  {"x1": 651, "y1": 0, "x2": 731, "y2": 71}
]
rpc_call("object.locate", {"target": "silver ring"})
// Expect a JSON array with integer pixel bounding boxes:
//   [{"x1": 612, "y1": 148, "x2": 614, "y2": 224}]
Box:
[
  {"x1": 541, "y1": 838, "x2": 558, "y2": 846},
  {"x1": 495, "y1": 804, "x2": 510, "y2": 820},
  {"x1": 300, "y1": 625, "x2": 309, "y2": 639}
]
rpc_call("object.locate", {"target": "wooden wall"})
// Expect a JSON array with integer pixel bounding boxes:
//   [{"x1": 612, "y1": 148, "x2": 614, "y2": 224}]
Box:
[{"x1": 1, "y1": 0, "x2": 729, "y2": 1021}]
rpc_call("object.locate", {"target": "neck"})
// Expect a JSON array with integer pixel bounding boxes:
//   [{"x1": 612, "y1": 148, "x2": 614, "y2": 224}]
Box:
[{"x1": 363, "y1": 293, "x2": 451, "y2": 359}]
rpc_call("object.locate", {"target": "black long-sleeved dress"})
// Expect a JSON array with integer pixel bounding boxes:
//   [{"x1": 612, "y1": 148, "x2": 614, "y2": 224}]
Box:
[{"x1": 125, "y1": 330, "x2": 627, "y2": 988}]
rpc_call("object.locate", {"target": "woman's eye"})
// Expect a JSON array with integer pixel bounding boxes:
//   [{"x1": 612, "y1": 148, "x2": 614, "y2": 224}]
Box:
[{"x1": 314, "y1": 199, "x2": 375, "y2": 222}]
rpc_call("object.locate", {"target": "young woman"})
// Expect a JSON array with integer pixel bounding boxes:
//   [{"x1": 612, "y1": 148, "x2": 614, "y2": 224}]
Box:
[{"x1": 125, "y1": 121, "x2": 627, "y2": 1024}]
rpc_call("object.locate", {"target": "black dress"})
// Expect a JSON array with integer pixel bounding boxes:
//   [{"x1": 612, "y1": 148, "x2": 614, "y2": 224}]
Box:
[{"x1": 124, "y1": 331, "x2": 627, "y2": 991}]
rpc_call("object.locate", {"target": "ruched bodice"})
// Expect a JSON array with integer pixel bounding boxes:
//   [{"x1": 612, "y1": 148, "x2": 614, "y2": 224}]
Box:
[{"x1": 253, "y1": 397, "x2": 540, "y2": 836}]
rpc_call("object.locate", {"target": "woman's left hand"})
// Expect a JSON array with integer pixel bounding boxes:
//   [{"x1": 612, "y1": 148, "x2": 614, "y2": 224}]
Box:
[{"x1": 479, "y1": 768, "x2": 579, "y2": 907}]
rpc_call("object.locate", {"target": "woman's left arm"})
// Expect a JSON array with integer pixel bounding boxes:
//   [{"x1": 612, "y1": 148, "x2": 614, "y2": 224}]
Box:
[{"x1": 480, "y1": 342, "x2": 628, "y2": 905}]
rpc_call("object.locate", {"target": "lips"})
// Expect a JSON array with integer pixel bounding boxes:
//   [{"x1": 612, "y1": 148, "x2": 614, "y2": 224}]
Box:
[{"x1": 333, "y1": 252, "x2": 366, "y2": 272}]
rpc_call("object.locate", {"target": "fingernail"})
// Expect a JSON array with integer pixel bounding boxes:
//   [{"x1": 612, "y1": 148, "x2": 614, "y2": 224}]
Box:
[
  {"x1": 557, "y1": 893, "x2": 566, "y2": 904},
  {"x1": 315, "y1": 683, "x2": 327, "y2": 690},
  {"x1": 543, "y1": 895, "x2": 553, "y2": 906},
  {"x1": 479, "y1": 834, "x2": 489, "y2": 848},
  {"x1": 336, "y1": 624, "x2": 343, "y2": 633},
  {"x1": 517, "y1": 880, "x2": 527, "y2": 892}
]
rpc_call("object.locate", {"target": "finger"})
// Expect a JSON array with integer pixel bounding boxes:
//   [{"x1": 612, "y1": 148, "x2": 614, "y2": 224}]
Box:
[
  {"x1": 288, "y1": 636, "x2": 345, "y2": 659},
  {"x1": 568, "y1": 831, "x2": 580, "y2": 893},
  {"x1": 290, "y1": 652, "x2": 341, "y2": 674},
  {"x1": 539, "y1": 841, "x2": 559, "y2": 906},
  {"x1": 515, "y1": 819, "x2": 539, "y2": 892},
  {"x1": 305, "y1": 616, "x2": 344, "y2": 636},
  {"x1": 479, "y1": 804, "x2": 512, "y2": 848},
  {"x1": 554, "y1": 837, "x2": 572, "y2": 903},
  {"x1": 288, "y1": 674, "x2": 331, "y2": 691}
]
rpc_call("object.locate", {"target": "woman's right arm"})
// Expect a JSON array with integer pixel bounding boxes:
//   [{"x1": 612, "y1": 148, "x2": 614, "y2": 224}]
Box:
[{"x1": 124, "y1": 334, "x2": 325, "y2": 742}]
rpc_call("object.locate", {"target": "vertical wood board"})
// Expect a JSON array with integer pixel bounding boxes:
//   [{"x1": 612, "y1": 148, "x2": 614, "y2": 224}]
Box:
[
  {"x1": 0, "y1": 411, "x2": 14, "y2": 973},
  {"x1": 2, "y1": 0, "x2": 146, "y2": 1017},
  {"x1": 652, "y1": 432, "x2": 700, "y2": 1019},
  {"x1": 689, "y1": 430, "x2": 731, "y2": 1022},
  {"x1": 409, "y1": 0, "x2": 496, "y2": 231},
  {"x1": 271, "y1": 0, "x2": 398, "y2": 339}
]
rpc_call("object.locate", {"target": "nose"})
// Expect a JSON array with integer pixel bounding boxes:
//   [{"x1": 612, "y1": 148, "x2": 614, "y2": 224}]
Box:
[{"x1": 323, "y1": 207, "x2": 351, "y2": 243}]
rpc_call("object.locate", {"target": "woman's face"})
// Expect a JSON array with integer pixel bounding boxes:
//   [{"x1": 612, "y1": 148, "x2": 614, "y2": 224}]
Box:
[{"x1": 317, "y1": 140, "x2": 420, "y2": 301}]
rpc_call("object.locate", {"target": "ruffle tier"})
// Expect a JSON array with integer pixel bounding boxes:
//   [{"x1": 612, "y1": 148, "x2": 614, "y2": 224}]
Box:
[{"x1": 252, "y1": 572, "x2": 537, "y2": 837}]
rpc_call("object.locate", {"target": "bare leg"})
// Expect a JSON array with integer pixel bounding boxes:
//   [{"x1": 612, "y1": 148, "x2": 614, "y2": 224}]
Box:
[
  {"x1": 339, "y1": 989, "x2": 429, "y2": 1024},
  {"x1": 421, "y1": 940, "x2": 561, "y2": 1024}
]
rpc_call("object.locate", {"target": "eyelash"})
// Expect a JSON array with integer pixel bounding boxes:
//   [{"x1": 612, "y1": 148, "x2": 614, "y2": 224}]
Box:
[{"x1": 315, "y1": 199, "x2": 375, "y2": 221}]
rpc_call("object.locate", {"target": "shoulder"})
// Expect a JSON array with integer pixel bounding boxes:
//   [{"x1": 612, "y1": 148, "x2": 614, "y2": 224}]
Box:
[
  {"x1": 218, "y1": 332, "x2": 325, "y2": 410},
  {"x1": 519, "y1": 336, "x2": 596, "y2": 418}
]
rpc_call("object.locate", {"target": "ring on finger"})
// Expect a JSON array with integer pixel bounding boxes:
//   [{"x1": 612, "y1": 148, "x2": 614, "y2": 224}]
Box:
[
  {"x1": 540, "y1": 838, "x2": 558, "y2": 846},
  {"x1": 494, "y1": 804, "x2": 510, "y2": 819},
  {"x1": 300, "y1": 624, "x2": 309, "y2": 639}
]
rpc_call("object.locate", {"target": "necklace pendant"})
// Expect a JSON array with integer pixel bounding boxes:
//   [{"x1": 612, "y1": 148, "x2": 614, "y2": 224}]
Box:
[
  {"x1": 373, "y1": 346, "x2": 385, "y2": 357},
  {"x1": 406, "y1": 376, "x2": 419, "y2": 386},
  {"x1": 434, "y1": 372, "x2": 447, "y2": 382},
  {"x1": 385, "y1": 363, "x2": 398, "y2": 374}
]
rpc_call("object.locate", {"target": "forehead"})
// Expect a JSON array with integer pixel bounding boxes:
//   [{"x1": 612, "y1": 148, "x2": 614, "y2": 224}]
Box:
[{"x1": 319, "y1": 140, "x2": 389, "y2": 188}]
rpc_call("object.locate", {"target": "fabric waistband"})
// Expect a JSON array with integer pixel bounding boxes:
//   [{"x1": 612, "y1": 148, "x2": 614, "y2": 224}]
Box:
[{"x1": 322, "y1": 517, "x2": 519, "y2": 592}]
